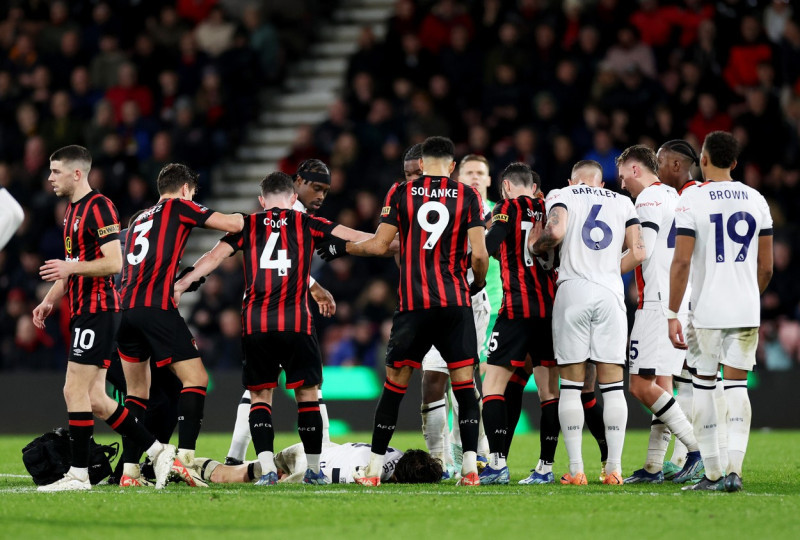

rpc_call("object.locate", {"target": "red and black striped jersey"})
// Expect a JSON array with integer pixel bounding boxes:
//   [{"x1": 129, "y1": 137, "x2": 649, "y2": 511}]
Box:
[
  {"x1": 221, "y1": 209, "x2": 336, "y2": 335},
  {"x1": 62, "y1": 190, "x2": 121, "y2": 317},
  {"x1": 120, "y1": 198, "x2": 212, "y2": 310},
  {"x1": 489, "y1": 196, "x2": 556, "y2": 319},
  {"x1": 380, "y1": 175, "x2": 485, "y2": 312}
]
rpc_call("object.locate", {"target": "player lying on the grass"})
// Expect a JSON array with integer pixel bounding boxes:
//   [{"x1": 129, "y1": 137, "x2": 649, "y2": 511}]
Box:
[
  {"x1": 616, "y1": 145, "x2": 703, "y2": 485},
  {"x1": 193, "y1": 443, "x2": 442, "y2": 485}
]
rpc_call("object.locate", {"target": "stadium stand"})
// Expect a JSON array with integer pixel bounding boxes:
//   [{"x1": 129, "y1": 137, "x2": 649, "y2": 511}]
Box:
[{"x1": 1, "y1": 0, "x2": 799, "y2": 373}]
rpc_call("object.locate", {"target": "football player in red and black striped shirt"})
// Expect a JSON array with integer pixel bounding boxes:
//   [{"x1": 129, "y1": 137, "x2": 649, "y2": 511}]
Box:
[
  {"x1": 174, "y1": 171, "x2": 355, "y2": 485},
  {"x1": 477, "y1": 162, "x2": 559, "y2": 484},
  {"x1": 32, "y1": 145, "x2": 177, "y2": 492},
  {"x1": 116, "y1": 163, "x2": 244, "y2": 487},
  {"x1": 318, "y1": 136, "x2": 489, "y2": 486}
]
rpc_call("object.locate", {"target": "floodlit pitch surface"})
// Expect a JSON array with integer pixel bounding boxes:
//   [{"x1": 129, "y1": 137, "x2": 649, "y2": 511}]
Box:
[{"x1": 1, "y1": 431, "x2": 798, "y2": 539}]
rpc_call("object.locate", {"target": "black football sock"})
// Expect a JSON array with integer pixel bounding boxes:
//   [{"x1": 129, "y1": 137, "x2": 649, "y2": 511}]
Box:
[
  {"x1": 452, "y1": 379, "x2": 480, "y2": 454},
  {"x1": 503, "y1": 369, "x2": 529, "y2": 457},
  {"x1": 249, "y1": 403, "x2": 274, "y2": 455},
  {"x1": 178, "y1": 386, "x2": 206, "y2": 451},
  {"x1": 297, "y1": 401, "x2": 323, "y2": 456},
  {"x1": 106, "y1": 404, "x2": 156, "y2": 449},
  {"x1": 371, "y1": 378, "x2": 407, "y2": 455},
  {"x1": 582, "y1": 391, "x2": 608, "y2": 462},
  {"x1": 539, "y1": 398, "x2": 560, "y2": 464},
  {"x1": 68, "y1": 412, "x2": 94, "y2": 469},
  {"x1": 482, "y1": 395, "x2": 507, "y2": 456},
  {"x1": 121, "y1": 396, "x2": 148, "y2": 465}
]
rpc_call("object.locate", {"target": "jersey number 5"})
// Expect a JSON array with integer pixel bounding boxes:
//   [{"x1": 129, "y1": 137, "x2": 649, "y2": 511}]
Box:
[
  {"x1": 417, "y1": 201, "x2": 450, "y2": 250},
  {"x1": 581, "y1": 204, "x2": 613, "y2": 250},
  {"x1": 260, "y1": 231, "x2": 292, "y2": 276}
]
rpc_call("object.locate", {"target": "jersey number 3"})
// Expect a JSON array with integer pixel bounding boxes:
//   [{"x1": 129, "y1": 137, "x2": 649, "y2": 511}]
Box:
[{"x1": 126, "y1": 220, "x2": 154, "y2": 266}]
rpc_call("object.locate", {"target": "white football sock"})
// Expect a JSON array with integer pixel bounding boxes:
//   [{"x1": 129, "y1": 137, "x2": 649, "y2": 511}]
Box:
[
  {"x1": 145, "y1": 440, "x2": 163, "y2": 460},
  {"x1": 68, "y1": 466, "x2": 89, "y2": 482},
  {"x1": 645, "y1": 415, "x2": 671, "y2": 473},
  {"x1": 488, "y1": 452, "x2": 507, "y2": 469},
  {"x1": 535, "y1": 459, "x2": 553, "y2": 474},
  {"x1": 421, "y1": 398, "x2": 448, "y2": 465},
  {"x1": 652, "y1": 391, "x2": 699, "y2": 453},
  {"x1": 692, "y1": 376, "x2": 722, "y2": 481},
  {"x1": 723, "y1": 379, "x2": 751, "y2": 477},
  {"x1": 318, "y1": 388, "x2": 330, "y2": 443},
  {"x1": 257, "y1": 450, "x2": 277, "y2": 474},
  {"x1": 598, "y1": 380, "x2": 627, "y2": 474},
  {"x1": 228, "y1": 391, "x2": 252, "y2": 461},
  {"x1": 671, "y1": 373, "x2": 693, "y2": 465},
  {"x1": 365, "y1": 452, "x2": 384, "y2": 478},
  {"x1": 123, "y1": 462, "x2": 141, "y2": 478},
  {"x1": 462, "y1": 450, "x2": 478, "y2": 476},
  {"x1": 558, "y1": 379, "x2": 584, "y2": 475},
  {"x1": 715, "y1": 377, "x2": 729, "y2": 472},
  {"x1": 306, "y1": 453, "x2": 321, "y2": 473},
  {"x1": 448, "y1": 387, "x2": 461, "y2": 447}
]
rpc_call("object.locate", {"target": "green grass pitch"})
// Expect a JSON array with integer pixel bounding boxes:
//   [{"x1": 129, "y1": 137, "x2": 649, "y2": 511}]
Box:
[{"x1": 1, "y1": 430, "x2": 798, "y2": 539}]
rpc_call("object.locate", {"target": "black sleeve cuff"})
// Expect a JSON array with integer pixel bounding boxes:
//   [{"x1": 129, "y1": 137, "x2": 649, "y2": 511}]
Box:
[
  {"x1": 550, "y1": 202, "x2": 567, "y2": 211},
  {"x1": 641, "y1": 221, "x2": 659, "y2": 232},
  {"x1": 676, "y1": 227, "x2": 696, "y2": 238},
  {"x1": 625, "y1": 217, "x2": 640, "y2": 228},
  {"x1": 759, "y1": 228, "x2": 773, "y2": 236}
]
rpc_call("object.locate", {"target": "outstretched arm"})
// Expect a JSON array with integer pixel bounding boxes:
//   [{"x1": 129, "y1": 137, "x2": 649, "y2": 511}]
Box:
[
  {"x1": 205, "y1": 212, "x2": 245, "y2": 234},
  {"x1": 174, "y1": 240, "x2": 235, "y2": 302},
  {"x1": 346, "y1": 223, "x2": 399, "y2": 257}
]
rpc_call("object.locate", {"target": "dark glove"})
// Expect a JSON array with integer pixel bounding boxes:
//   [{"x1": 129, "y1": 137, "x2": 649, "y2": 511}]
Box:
[
  {"x1": 176, "y1": 266, "x2": 206, "y2": 293},
  {"x1": 315, "y1": 236, "x2": 349, "y2": 262},
  {"x1": 469, "y1": 279, "x2": 486, "y2": 296}
]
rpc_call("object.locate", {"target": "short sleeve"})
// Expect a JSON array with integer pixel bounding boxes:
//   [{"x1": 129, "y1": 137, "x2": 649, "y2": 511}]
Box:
[
  {"x1": 379, "y1": 183, "x2": 401, "y2": 227},
  {"x1": 757, "y1": 193, "x2": 773, "y2": 236},
  {"x1": 305, "y1": 213, "x2": 336, "y2": 239},
  {"x1": 92, "y1": 197, "x2": 121, "y2": 246},
  {"x1": 178, "y1": 199, "x2": 212, "y2": 227},
  {"x1": 634, "y1": 190, "x2": 661, "y2": 233},
  {"x1": 674, "y1": 190, "x2": 696, "y2": 237},
  {"x1": 489, "y1": 200, "x2": 513, "y2": 231},
  {"x1": 545, "y1": 189, "x2": 565, "y2": 213},
  {"x1": 466, "y1": 187, "x2": 485, "y2": 229}
]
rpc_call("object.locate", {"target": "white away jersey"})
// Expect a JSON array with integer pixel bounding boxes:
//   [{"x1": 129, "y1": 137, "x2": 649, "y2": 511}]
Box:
[
  {"x1": 547, "y1": 185, "x2": 639, "y2": 303},
  {"x1": 634, "y1": 182, "x2": 680, "y2": 309},
  {"x1": 674, "y1": 181, "x2": 773, "y2": 328},
  {"x1": 279, "y1": 442, "x2": 403, "y2": 484}
]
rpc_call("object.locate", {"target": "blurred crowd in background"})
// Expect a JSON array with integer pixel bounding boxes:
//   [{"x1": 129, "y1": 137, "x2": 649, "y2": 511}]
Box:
[{"x1": 2, "y1": 0, "x2": 800, "y2": 373}]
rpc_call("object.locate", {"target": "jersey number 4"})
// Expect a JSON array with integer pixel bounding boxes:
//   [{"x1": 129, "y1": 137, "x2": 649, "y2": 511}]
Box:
[{"x1": 260, "y1": 232, "x2": 292, "y2": 276}]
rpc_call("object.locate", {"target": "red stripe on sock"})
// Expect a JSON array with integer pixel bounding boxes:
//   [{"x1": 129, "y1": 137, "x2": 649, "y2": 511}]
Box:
[
  {"x1": 386, "y1": 377, "x2": 408, "y2": 389},
  {"x1": 384, "y1": 382, "x2": 407, "y2": 394},
  {"x1": 125, "y1": 397, "x2": 147, "y2": 409},
  {"x1": 582, "y1": 398, "x2": 597, "y2": 409},
  {"x1": 298, "y1": 406, "x2": 320, "y2": 413},
  {"x1": 69, "y1": 419, "x2": 94, "y2": 427},
  {"x1": 110, "y1": 408, "x2": 129, "y2": 430},
  {"x1": 483, "y1": 395, "x2": 505, "y2": 403},
  {"x1": 181, "y1": 387, "x2": 207, "y2": 396},
  {"x1": 540, "y1": 398, "x2": 558, "y2": 408},
  {"x1": 250, "y1": 404, "x2": 272, "y2": 413},
  {"x1": 509, "y1": 373, "x2": 528, "y2": 386}
]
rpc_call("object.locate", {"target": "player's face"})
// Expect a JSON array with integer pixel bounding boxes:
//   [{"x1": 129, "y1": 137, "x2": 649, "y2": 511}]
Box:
[
  {"x1": 403, "y1": 159, "x2": 423, "y2": 182},
  {"x1": 617, "y1": 162, "x2": 639, "y2": 197},
  {"x1": 459, "y1": 160, "x2": 490, "y2": 196},
  {"x1": 48, "y1": 160, "x2": 76, "y2": 198},
  {"x1": 656, "y1": 148, "x2": 678, "y2": 187},
  {"x1": 295, "y1": 180, "x2": 329, "y2": 213}
]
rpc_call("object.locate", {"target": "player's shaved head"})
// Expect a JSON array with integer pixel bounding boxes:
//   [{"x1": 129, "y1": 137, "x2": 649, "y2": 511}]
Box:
[
  {"x1": 393, "y1": 449, "x2": 443, "y2": 484},
  {"x1": 49, "y1": 145, "x2": 91, "y2": 173},
  {"x1": 570, "y1": 160, "x2": 603, "y2": 187},
  {"x1": 702, "y1": 131, "x2": 740, "y2": 169},
  {"x1": 260, "y1": 171, "x2": 295, "y2": 197}
]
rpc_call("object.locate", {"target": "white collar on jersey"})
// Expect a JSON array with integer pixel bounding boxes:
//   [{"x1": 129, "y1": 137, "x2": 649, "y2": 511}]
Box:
[{"x1": 292, "y1": 199, "x2": 307, "y2": 214}]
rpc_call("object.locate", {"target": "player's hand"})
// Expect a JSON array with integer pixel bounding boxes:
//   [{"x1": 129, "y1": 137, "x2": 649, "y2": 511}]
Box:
[
  {"x1": 39, "y1": 259, "x2": 73, "y2": 282},
  {"x1": 173, "y1": 290, "x2": 182, "y2": 307},
  {"x1": 310, "y1": 284, "x2": 336, "y2": 317},
  {"x1": 32, "y1": 301, "x2": 53, "y2": 329},
  {"x1": 469, "y1": 279, "x2": 486, "y2": 297},
  {"x1": 668, "y1": 318, "x2": 687, "y2": 350},
  {"x1": 175, "y1": 266, "x2": 206, "y2": 293},
  {"x1": 316, "y1": 236, "x2": 348, "y2": 261},
  {"x1": 527, "y1": 219, "x2": 545, "y2": 255}
]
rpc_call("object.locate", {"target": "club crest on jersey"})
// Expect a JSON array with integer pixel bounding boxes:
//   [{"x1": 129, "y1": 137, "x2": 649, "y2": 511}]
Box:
[
  {"x1": 97, "y1": 224, "x2": 120, "y2": 238},
  {"x1": 381, "y1": 206, "x2": 391, "y2": 217},
  {"x1": 73, "y1": 216, "x2": 82, "y2": 232},
  {"x1": 492, "y1": 213, "x2": 509, "y2": 223}
]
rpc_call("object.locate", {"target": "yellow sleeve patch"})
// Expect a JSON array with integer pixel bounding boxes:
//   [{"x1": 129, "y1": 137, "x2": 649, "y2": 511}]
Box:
[
  {"x1": 97, "y1": 224, "x2": 120, "y2": 238},
  {"x1": 381, "y1": 206, "x2": 392, "y2": 217},
  {"x1": 492, "y1": 213, "x2": 509, "y2": 223}
]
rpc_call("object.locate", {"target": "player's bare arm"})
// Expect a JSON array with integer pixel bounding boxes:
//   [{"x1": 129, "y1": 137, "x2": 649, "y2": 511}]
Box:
[
  {"x1": 32, "y1": 278, "x2": 67, "y2": 329},
  {"x1": 468, "y1": 225, "x2": 489, "y2": 287},
  {"x1": 204, "y1": 212, "x2": 245, "y2": 234},
  {"x1": 174, "y1": 240, "x2": 235, "y2": 301},
  {"x1": 756, "y1": 235, "x2": 774, "y2": 294},
  {"x1": 40, "y1": 239, "x2": 122, "y2": 281},
  {"x1": 530, "y1": 206, "x2": 567, "y2": 255},
  {"x1": 667, "y1": 235, "x2": 694, "y2": 349},
  {"x1": 331, "y1": 224, "x2": 399, "y2": 256},
  {"x1": 309, "y1": 280, "x2": 336, "y2": 317},
  {"x1": 620, "y1": 224, "x2": 646, "y2": 274},
  {"x1": 346, "y1": 223, "x2": 398, "y2": 257}
]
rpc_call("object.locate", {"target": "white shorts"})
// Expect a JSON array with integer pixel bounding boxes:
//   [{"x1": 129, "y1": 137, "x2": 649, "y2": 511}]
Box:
[
  {"x1": 685, "y1": 317, "x2": 758, "y2": 377},
  {"x1": 553, "y1": 279, "x2": 627, "y2": 365},
  {"x1": 422, "y1": 290, "x2": 491, "y2": 374},
  {"x1": 628, "y1": 306, "x2": 687, "y2": 376}
]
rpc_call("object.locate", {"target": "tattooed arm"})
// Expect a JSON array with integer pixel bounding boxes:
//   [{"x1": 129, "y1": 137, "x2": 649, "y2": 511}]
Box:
[
  {"x1": 620, "y1": 223, "x2": 647, "y2": 274},
  {"x1": 529, "y1": 206, "x2": 567, "y2": 256}
]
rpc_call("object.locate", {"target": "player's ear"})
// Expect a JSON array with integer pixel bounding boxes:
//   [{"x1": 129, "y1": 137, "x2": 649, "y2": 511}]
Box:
[
  {"x1": 448, "y1": 160, "x2": 456, "y2": 174},
  {"x1": 729, "y1": 159, "x2": 737, "y2": 172},
  {"x1": 258, "y1": 195, "x2": 266, "y2": 209},
  {"x1": 289, "y1": 192, "x2": 298, "y2": 206}
]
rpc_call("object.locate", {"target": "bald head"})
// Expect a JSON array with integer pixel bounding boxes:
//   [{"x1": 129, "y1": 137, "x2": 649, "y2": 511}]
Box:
[{"x1": 569, "y1": 160, "x2": 603, "y2": 187}]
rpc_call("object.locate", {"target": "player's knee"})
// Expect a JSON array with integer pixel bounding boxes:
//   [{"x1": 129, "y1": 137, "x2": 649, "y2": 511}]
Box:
[{"x1": 421, "y1": 371, "x2": 447, "y2": 402}]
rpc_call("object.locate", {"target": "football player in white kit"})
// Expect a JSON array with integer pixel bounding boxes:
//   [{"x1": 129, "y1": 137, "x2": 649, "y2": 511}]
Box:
[
  {"x1": 530, "y1": 168, "x2": 646, "y2": 485},
  {"x1": 668, "y1": 131, "x2": 773, "y2": 492},
  {"x1": 615, "y1": 145, "x2": 702, "y2": 484},
  {"x1": 0, "y1": 186, "x2": 24, "y2": 250}
]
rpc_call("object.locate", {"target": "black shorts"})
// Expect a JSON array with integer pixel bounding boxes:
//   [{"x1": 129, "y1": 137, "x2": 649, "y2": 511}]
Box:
[
  {"x1": 117, "y1": 307, "x2": 198, "y2": 367},
  {"x1": 486, "y1": 316, "x2": 555, "y2": 368},
  {"x1": 385, "y1": 307, "x2": 478, "y2": 370},
  {"x1": 68, "y1": 311, "x2": 120, "y2": 368},
  {"x1": 242, "y1": 331, "x2": 322, "y2": 390}
]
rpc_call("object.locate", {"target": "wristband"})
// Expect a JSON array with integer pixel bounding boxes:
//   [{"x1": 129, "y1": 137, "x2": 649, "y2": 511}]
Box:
[{"x1": 665, "y1": 308, "x2": 679, "y2": 320}]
